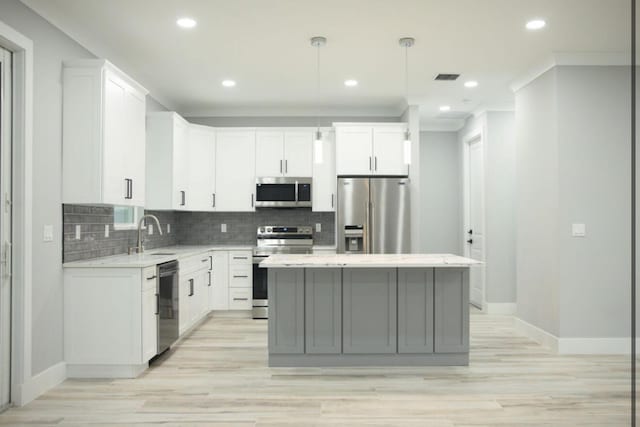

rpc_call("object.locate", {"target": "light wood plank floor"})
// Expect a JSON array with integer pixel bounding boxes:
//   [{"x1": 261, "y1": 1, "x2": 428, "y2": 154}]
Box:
[{"x1": 0, "y1": 309, "x2": 631, "y2": 426}]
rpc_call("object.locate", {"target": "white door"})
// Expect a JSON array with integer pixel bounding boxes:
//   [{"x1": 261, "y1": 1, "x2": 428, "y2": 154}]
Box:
[
  {"x1": 102, "y1": 71, "x2": 128, "y2": 205},
  {"x1": 188, "y1": 125, "x2": 216, "y2": 211},
  {"x1": 372, "y1": 126, "x2": 407, "y2": 175},
  {"x1": 312, "y1": 131, "x2": 336, "y2": 212},
  {"x1": 215, "y1": 131, "x2": 256, "y2": 211},
  {"x1": 0, "y1": 46, "x2": 12, "y2": 410},
  {"x1": 335, "y1": 127, "x2": 373, "y2": 175},
  {"x1": 283, "y1": 131, "x2": 313, "y2": 177},
  {"x1": 467, "y1": 137, "x2": 485, "y2": 308},
  {"x1": 172, "y1": 118, "x2": 189, "y2": 210},
  {"x1": 123, "y1": 87, "x2": 146, "y2": 206},
  {"x1": 255, "y1": 131, "x2": 284, "y2": 177}
]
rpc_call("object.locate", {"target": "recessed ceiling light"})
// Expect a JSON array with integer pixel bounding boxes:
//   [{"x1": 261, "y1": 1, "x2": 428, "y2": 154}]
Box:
[
  {"x1": 344, "y1": 79, "x2": 358, "y2": 87},
  {"x1": 439, "y1": 105, "x2": 451, "y2": 112},
  {"x1": 221, "y1": 80, "x2": 236, "y2": 87},
  {"x1": 176, "y1": 17, "x2": 197, "y2": 29},
  {"x1": 526, "y1": 19, "x2": 546, "y2": 30},
  {"x1": 464, "y1": 80, "x2": 478, "y2": 88}
]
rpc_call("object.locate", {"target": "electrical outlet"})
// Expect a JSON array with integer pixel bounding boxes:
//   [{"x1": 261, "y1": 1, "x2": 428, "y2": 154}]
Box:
[
  {"x1": 75, "y1": 224, "x2": 81, "y2": 240},
  {"x1": 43, "y1": 225, "x2": 53, "y2": 242},
  {"x1": 572, "y1": 223, "x2": 586, "y2": 237},
  {"x1": 104, "y1": 224, "x2": 109, "y2": 238},
  {"x1": 315, "y1": 223, "x2": 321, "y2": 232},
  {"x1": 221, "y1": 223, "x2": 227, "y2": 233},
  {"x1": 148, "y1": 224, "x2": 154, "y2": 235}
]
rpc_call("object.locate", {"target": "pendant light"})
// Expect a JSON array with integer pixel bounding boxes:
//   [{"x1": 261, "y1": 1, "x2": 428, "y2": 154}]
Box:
[
  {"x1": 399, "y1": 37, "x2": 415, "y2": 165},
  {"x1": 311, "y1": 36, "x2": 326, "y2": 164}
]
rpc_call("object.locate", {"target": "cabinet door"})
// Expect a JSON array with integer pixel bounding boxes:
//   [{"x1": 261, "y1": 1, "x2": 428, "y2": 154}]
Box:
[
  {"x1": 188, "y1": 125, "x2": 216, "y2": 211},
  {"x1": 102, "y1": 71, "x2": 128, "y2": 205},
  {"x1": 342, "y1": 268, "x2": 397, "y2": 354},
  {"x1": 284, "y1": 131, "x2": 313, "y2": 177},
  {"x1": 123, "y1": 87, "x2": 146, "y2": 206},
  {"x1": 141, "y1": 285, "x2": 157, "y2": 362},
  {"x1": 372, "y1": 126, "x2": 407, "y2": 176},
  {"x1": 178, "y1": 278, "x2": 191, "y2": 335},
  {"x1": 312, "y1": 131, "x2": 336, "y2": 212},
  {"x1": 268, "y1": 268, "x2": 304, "y2": 354},
  {"x1": 255, "y1": 131, "x2": 284, "y2": 177},
  {"x1": 398, "y1": 269, "x2": 434, "y2": 353},
  {"x1": 305, "y1": 268, "x2": 341, "y2": 354},
  {"x1": 172, "y1": 119, "x2": 190, "y2": 210},
  {"x1": 434, "y1": 268, "x2": 469, "y2": 353},
  {"x1": 335, "y1": 127, "x2": 373, "y2": 175},
  {"x1": 215, "y1": 131, "x2": 256, "y2": 211},
  {"x1": 192, "y1": 270, "x2": 208, "y2": 322},
  {"x1": 211, "y1": 251, "x2": 229, "y2": 310}
]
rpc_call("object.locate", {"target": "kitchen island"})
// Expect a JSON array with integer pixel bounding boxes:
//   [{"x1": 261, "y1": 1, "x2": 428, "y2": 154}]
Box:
[{"x1": 260, "y1": 254, "x2": 481, "y2": 367}]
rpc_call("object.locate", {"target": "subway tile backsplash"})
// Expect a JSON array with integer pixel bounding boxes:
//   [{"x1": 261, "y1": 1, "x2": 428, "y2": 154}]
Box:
[{"x1": 63, "y1": 205, "x2": 335, "y2": 262}]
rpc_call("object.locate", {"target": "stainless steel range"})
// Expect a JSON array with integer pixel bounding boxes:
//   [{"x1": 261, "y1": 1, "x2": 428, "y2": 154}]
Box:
[{"x1": 252, "y1": 226, "x2": 313, "y2": 319}]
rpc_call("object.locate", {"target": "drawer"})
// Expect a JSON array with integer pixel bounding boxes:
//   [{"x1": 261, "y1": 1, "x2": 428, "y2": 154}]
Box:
[
  {"x1": 229, "y1": 251, "x2": 251, "y2": 265},
  {"x1": 229, "y1": 288, "x2": 251, "y2": 310},
  {"x1": 229, "y1": 267, "x2": 251, "y2": 288},
  {"x1": 180, "y1": 253, "x2": 210, "y2": 275},
  {"x1": 142, "y1": 266, "x2": 157, "y2": 291}
]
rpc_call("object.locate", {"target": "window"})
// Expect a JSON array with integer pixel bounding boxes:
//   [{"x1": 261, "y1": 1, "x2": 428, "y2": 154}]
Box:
[{"x1": 113, "y1": 206, "x2": 144, "y2": 230}]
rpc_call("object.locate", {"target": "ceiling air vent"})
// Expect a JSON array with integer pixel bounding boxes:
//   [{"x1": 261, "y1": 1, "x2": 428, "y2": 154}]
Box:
[{"x1": 434, "y1": 73, "x2": 460, "y2": 81}]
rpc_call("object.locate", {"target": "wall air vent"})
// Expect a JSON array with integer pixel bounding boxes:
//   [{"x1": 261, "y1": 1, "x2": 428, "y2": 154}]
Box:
[{"x1": 434, "y1": 73, "x2": 460, "y2": 81}]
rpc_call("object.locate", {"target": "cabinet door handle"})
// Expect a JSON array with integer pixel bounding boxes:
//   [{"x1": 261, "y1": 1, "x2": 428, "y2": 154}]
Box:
[
  {"x1": 369, "y1": 156, "x2": 372, "y2": 171},
  {"x1": 280, "y1": 159, "x2": 283, "y2": 173},
  {"x1": 233, "y1": 298, "x2": 248, "y2": 301},
  {"x1": 251, "y1": 194, "x2": 254, "y2": 207},
  {"x1": 233, "y1": 275, "x2": 248, "y2": 278},
  {"x1": 212, "y1": 193, "x2": 216, "y2": 208},
  {"x1": 189, "y1": 278, "x2": 194, "y2": 296},
  {"x1": 146, "y1": 275, "x2": 157, "y2": 281},
  {"x1": 209, "y1": 255, "x2": 213, "y2": 270},
  {"x1": 155, "y1": 293, "x2": 159, "y2": 315},
  {"x1": 124, "y1": 178, "x2": 133, "y2": 199},
  {"x1": 180, "y1": 191, "x2": 186, "y2": 206},
  {"x1": 331, "y1": 194, "x2": 334, "y2": 208},
  {"x1": 208, "y1": 271, "x2": 212, "y2": 287},
  {"x1": 375, "y1": 156, "x2": 378, "y2": 171},
  {"x1": 285, "y1": 159, "x2": 288, "y2": 173}
]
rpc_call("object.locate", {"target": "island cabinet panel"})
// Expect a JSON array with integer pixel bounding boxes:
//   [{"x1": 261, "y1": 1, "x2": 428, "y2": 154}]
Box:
[
  {"x1": 268, "y1": 268, "x2": 305, "y2": 354},
  {"x1": 304, "y1": 269, "x2": 342, "y2": 354},
  {"x1": 342, "y1": 268, "x2": 397, "y2": 354},
  {"x1": 434, "y1": 268, "x2": 469, "y2": 353},
  {"x1": 398, "y1": 269, "x2": 434, "y2": 354}
]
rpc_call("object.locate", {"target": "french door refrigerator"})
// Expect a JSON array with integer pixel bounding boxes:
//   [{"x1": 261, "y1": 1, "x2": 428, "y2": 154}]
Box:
[{"x1": 337, "y1": 177, "x2": 410, "y2": 254}]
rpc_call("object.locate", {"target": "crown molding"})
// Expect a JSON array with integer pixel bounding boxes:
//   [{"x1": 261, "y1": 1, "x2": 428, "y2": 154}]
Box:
[{"x1": 510, "y1": 51, "x2": 630, "y2": 93}]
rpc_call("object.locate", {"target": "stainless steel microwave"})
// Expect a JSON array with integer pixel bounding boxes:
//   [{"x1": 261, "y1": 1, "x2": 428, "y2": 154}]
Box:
[{"x1": 255, "y1": 177, "x2": 312, "y2": 208}]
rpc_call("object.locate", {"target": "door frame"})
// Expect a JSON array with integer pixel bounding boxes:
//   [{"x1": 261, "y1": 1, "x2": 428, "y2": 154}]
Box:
[
  {"x1": 0, "y1": 20, "x2": 34, "y2": 406},
  {"x1": 462, "y1": 128, "x2": 486, "y2": 309}
]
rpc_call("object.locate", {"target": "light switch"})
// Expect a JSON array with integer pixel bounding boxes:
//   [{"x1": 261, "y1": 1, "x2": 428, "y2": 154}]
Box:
[
  {"x1": 167, "y1": 224, "x2": 171, "y2": 234},
  {"x1": 148, "y1": 224, "x2": 154, "y2": 235},
  {"x1": 75, "y1": 225, "x2": 81, "y2": 240},
  {"x1": 104, "y1": 224, "x2": 109, "y2": 238},
  {"x1": 315, "y1": 223, "x2": 322, "y2": 233},
  {"x1": 221, "y1": 223, "x2": 227, "y2": 233},
  {"x1": 43, "y1": 225, "x2": 53, "y2": 242},
  {"x1": 572, "y1": 223, "x2": 586, "y2": 237}
]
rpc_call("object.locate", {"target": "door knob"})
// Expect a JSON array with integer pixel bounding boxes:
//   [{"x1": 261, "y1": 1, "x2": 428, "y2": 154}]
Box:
[{"x1": 467, "y1": 239, "x2": 473, "y2": 244}]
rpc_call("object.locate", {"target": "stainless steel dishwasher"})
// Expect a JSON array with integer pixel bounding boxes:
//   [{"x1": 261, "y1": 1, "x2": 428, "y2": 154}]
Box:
[{"x1": 157, "y1": 261, "x2": 179, "y2": 354}]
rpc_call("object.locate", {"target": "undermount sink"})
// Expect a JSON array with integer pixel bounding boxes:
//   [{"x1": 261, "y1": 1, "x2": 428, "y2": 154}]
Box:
[{"x1": 149, "y1": 252, "x2": 177, "y2": 256}]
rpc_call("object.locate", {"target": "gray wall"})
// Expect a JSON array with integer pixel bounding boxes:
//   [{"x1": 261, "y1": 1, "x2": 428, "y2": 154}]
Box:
[
  {"x1": 419, "y1": 131, "x2": 461, "y2": 254},
  {"x1": 0, "y1": 0, "x2": 95, "y2": 376},
  {"x1": 186, "y1": 116, "x2": 400, "y2": 127},
  {"x1": 515, "y1": 66, "x2": 630, "y2": 338}
]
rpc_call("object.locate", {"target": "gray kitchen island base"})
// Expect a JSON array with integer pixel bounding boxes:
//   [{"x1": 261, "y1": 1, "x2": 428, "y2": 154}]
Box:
[{"x1": 264, "y1": 261, "x2": 473, "y2": 368}]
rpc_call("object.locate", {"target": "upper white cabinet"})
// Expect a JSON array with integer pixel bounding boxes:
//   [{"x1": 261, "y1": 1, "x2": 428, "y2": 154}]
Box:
[
  {"x1": 188, "y1": 125, "x2": 216, "y2": 211},
  {"x1": 312, "y1": 130, "x2": 336, "y2": 212},
  {"x1": 255, "y1": 130, "x2": 312, "y2": 177},
  {"x1": 335, "y1": 123, "x2": 408, "y2": 176},
  {"x1": 145, "y1": 112, "x2": 191, "y2": 210},
  {"x1": 215, "y1": 131, "x2": 256, "y2": 211},
  {"x1": 63, "y1": 59, "x2": 148, "y2": 206}
]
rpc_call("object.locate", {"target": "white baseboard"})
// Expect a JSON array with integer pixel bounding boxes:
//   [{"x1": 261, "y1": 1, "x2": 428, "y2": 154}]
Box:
[
  {"x1": 12, "y1": 361, "x2": 66, "y2": 406},
  {"x1": 514, "y1": 317, "x2": 630, "y2": 355},
  {"x1": 484, "y1": 303, "x2": 517, "y2": 315},
  {"x1": 66, "y1": 363, "x2": 146, "y2": 379}
]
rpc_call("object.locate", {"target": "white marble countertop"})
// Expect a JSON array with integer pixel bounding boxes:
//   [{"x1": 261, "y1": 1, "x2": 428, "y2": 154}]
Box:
[
  {"x1": 63, "y1": 245, "x2": 254, "y2": 268},
  {"x1": 259, "y1": 253, "x2": 481, "y2": 268}
]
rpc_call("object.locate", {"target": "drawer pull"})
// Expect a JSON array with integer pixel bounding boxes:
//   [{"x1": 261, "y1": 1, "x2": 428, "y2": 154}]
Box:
[
  {"x1": 233, "y1": 256, "x2": 248, "y2": 260},
  {"x1": 233, "y1": 298, "x2": 248, "y2": 301},
  {"x1": 189, "y1": 278, "x2": 194, "y2": 296},
  {"x1": 146, "y1": 275, "x2": 157, "y2": 281},
  {"x1": 201, "y1": 258, "x2": 208, "y2": 263},
  {"x1": 233, "y1": 275, "x2": 248, "y2": 278}
]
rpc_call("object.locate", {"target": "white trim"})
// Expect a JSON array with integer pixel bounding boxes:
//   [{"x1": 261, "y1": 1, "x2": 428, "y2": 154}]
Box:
[
  {"x1": 184, "y1": 106, "x2": 404, "y2": 118},
  {"x1": 419, "y1": 118, "x2": 466, "y2": 132},
  {"x1": 510, "y1": 52, "x2": 630, "y2": 93},
  {"x1": 484, "y1": 303, "x2": 517, "y2": 315},
  {"x1": 0, "y1": 19, "x2": 34, "y2": 407},
  {"x1": 66, "y1": 364, "x2": 146, "y2": 379},
  {"x1": 514, "y1": 317, "x2": 630, "y2": 355},
  {"x1": 12, "y1": 362, "x2": 65, "y2": 405}
]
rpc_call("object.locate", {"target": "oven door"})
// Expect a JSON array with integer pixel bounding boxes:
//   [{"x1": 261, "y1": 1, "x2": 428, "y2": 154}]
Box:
[{"x1": 252, "y1": 256, "x2": 269, "y2": 318}]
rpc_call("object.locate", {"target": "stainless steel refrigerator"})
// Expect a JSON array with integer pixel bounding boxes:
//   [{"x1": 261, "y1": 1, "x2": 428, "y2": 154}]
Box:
[{"x1": 337, "y1": 177, "x2": 410, "y2": 254}]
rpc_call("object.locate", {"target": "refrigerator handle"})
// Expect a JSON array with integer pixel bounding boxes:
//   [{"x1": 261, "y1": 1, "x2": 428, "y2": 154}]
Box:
[{"x1": 365, "y1": 200, "x2": 370, "y2": 254}]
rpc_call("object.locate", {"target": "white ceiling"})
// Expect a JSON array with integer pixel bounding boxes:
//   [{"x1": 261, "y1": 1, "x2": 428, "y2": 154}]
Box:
[{"x1": 22, "y1": 0, "x2": 629, "y2": 130}]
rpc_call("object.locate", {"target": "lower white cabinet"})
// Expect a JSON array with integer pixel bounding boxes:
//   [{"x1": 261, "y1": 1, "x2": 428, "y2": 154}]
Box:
[
  {"x1": 210, "y1": 251, "x2": 229, "y2": 310},
  {"x1": 64, "y1": 266, "x2": 158, "y2": 378},
  {"x1": 179, "y1": 254, "x2": 211, "y2": 334},
  {"x1": 208, "y1": 249, "x2": 253, "y2": 311}
]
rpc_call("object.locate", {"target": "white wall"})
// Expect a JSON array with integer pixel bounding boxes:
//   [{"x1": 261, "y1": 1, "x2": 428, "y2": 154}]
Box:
[
  {"x1": 419, "y1": 131, "x2": 461, "y2": 254},
  {"x1": 515, "y1": 65, "x2": 631, "y2": 339}
]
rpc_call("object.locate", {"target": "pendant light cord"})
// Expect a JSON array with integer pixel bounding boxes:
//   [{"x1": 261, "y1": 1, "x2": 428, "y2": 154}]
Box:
[{"x1": 316, "y1": 41, "x2": 321, "y2": 133}]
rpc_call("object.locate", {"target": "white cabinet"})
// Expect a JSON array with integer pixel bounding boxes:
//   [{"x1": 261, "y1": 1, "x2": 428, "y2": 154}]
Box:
[
  {"x1": 210, "y1": 251, "x2": 229, "y2": 310},
  {"x1": 312, "y1": 131, "x2": 336, "y2": 212},
  {"x1": 228, "y1": 250, "x2": 252, "y2": 310},
  {"x1": 141, "y1": 267, "x2": 158, "y2": 363},
  {"x1": 215, "y1": 131, "x2": 256, "y2": 211},
  {"x1": 146, "y1": 112, "x2": 192, "y2": 210},
  {"x1": 63, "y1": 59, "x2": 148, "y2": 206},
  {"x1": 335, "y1": 123, "x2": 408, "y2": 176},
  {"x1": 188, "y1": 125, "x2": 216, "y2": 211},
  {"x1": 255, "y1": 130, "x2": 312, "y2": 177},
  {"x1": 178, "y1": 253, "x2": 211, "y2": 334}
]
